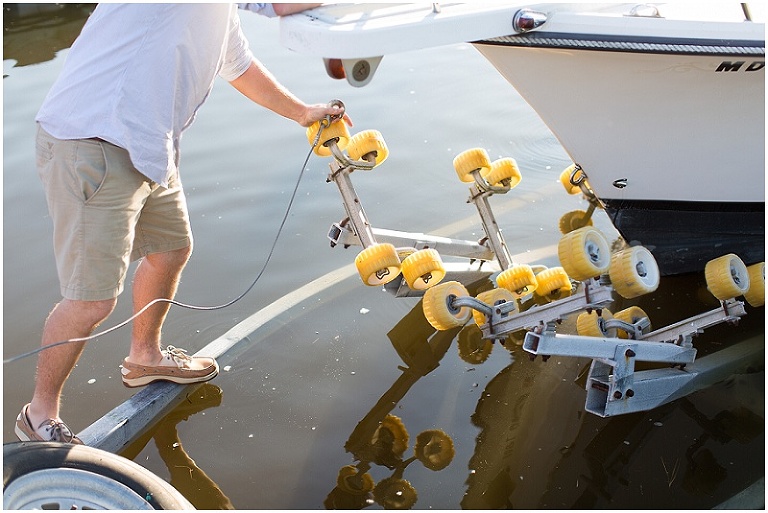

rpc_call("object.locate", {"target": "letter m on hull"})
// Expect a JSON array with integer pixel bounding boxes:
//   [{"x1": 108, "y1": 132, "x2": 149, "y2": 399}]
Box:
[{"x1": 716, "y1": 61, "x2": 744, "y2": 71}]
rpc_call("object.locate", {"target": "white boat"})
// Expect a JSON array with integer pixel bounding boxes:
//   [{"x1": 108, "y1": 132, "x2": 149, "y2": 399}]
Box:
[{"x1": 280, "y1": 3, "x2": 765, "y2": 275}]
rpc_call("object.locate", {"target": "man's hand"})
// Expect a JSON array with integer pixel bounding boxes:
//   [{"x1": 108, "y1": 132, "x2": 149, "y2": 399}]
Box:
[{"x1": 300, "y1": 103, "x2": 353, "y2": 128}]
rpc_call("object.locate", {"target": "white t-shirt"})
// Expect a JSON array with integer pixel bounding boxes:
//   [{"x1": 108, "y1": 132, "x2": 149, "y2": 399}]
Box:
[{"x1": 36, "y1": 3, "x2": 254, "y2": 187}]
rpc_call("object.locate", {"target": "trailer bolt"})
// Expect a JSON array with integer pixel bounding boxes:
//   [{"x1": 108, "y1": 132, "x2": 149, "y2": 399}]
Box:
[
  {"x1": 626, "y1": 389, "x2": 634, "y2": 398},
  {"x1": 625, "y1": 349, "x2": 636, "y2": 358},
  {"x1": 613, "y1": 391, "x2": 623, "y2": 399}
]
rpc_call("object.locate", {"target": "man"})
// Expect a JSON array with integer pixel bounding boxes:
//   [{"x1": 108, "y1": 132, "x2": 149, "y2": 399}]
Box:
[{"x1": 16, "y1": 3, "x2": 350, "y2": 444}]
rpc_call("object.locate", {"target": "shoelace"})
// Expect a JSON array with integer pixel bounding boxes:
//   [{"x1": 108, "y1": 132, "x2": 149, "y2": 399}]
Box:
[
  {"x1": 164, "y1": 345, "x2": 192, "y2": 367},
  {"x1": 39, "y1": 419, "x2": 76, "y2": 443}
]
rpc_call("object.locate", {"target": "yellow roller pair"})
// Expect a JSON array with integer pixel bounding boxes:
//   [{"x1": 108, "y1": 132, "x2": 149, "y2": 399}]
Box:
[
  {"x1": 354, "y1": 244, "x2": 446, "y2": 291},
  {"x1": 576, "y1": 307, "x2": 650, "y2": 339},
  {"x1": 453, "y1": 148, "x2": 522, "y2": 188},
  {"x1": 307, "y1": 119, "x2": 388, "y2": 167},
  {"x1": 422, "y1": 265, "x2": 574, "y2": 331},
  {"x1": 705, "y1": 254, "x2": 764, "y2": 307},
  {"x1": 558, "y1": 227, "x2": 660, "y2": 299}
]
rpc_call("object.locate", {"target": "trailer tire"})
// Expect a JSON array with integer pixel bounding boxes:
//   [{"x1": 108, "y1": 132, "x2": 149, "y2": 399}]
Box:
[
  {"x1": 496, "y1": 264, "x2": 537, "y2": 298},
  {"x1": 577, "y1": 309, "x2": 616, "y2": 338},
  {"x1": 453, "y1": 148, "x2": 491, "y2": 182},
  {"x1": 346, "y1": 129, "x2": 389, "y2": 167},
  {"x1": 704, "y1": 253, "x2": 749, "y2": 301},
  {"x1": 484, "y1": 157, "x2": 521, "y2": 187},
  {"x1": 401, "y1": 248, "x2": 446, "y2": 290},
  {"x1": 533, "y1": 267, "x2": 572, "y2": 301},
  {"x1": 3, "y1": 442, "x2": 192, "y2": 510},
  {"x1": 355, "y1": 243, "x2": 401, "y2": 286},
  {"x1": 558, "y1": 226, "x2": 611, "y2": 281},
  {"x1": 307, "y1": 118, "x2": 350, "y2": 156},
  {"x1": 422, "y1": 281, "x2": 471, "y2": 331},
  {"x1": 744, "y1": 262, "x2": 765, "y2": 307}
]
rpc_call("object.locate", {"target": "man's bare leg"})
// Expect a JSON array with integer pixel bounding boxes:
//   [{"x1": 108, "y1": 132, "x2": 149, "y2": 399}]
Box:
[
  {"x1": 27, "y1": 297, "x2": 116, "y2": 429},
  {"x1": 127, "y1": 246, "x2": 192, "y2": 366}
]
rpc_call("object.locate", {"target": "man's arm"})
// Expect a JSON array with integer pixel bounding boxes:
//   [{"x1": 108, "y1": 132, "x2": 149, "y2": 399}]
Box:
[
  {"x1": 230, "y1": 59, "x2": 351, "y2": 127},
  {"x1": 238, "y1": 3, "x2": 321, "y2": 17},
  {"x1": 272, "y1": 4, "x2": 321, "y2": 16}
]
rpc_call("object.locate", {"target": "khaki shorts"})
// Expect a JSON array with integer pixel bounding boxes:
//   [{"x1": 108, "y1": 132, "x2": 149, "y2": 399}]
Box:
[{"x1": 36, "y1": 125, "x2": 193, "y2": 301}]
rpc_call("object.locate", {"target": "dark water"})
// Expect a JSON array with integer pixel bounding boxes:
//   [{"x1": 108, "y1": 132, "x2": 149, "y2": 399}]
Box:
[{"x1": 3, "y1": 5, "x2": 764, "y2": 509}]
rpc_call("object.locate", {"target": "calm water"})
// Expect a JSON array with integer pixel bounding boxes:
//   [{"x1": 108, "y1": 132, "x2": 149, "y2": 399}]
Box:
[{"x1": 3, "y1": 5, "x2": 764, "y2": 509}]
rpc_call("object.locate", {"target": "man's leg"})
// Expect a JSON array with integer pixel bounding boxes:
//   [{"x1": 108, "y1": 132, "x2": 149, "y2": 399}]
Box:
[
  {"x1": 119, "y1": 159, "x2": 218, "y2": 388},
  {"x1": 120, "y1": 244, "x2": 218, "y2": 387},
  {"x1": 26, "y1": 298, "x2": 116, "y2": 430},
  {"x1": 128, "y1": 246, "x2": 192, "y2": 365}
]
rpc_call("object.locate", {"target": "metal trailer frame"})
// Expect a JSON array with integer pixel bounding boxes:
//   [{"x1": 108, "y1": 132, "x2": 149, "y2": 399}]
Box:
[{"x1": 318, "y1": 131, "x2": 756, "y2": 419}]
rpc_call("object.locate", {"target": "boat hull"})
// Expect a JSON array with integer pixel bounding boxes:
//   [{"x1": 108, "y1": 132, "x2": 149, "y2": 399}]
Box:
[{"x1": 474, "y1": 38, "x2": 765, "y2": 274}]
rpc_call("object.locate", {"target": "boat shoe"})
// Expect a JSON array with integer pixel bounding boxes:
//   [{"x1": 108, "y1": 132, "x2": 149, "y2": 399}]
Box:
[
  {"x1": 121, "y1": 345, "x2": 219, "y2": 388},
  {"x1": 15, "y1": 403, "x2": 83, "y2": 444}
]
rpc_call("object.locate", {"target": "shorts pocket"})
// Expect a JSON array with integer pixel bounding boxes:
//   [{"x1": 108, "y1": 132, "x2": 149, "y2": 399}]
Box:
[
  {"x1": 74, "y1": 139, "x2": 109, "y2": 203},
  {"x1": 35, "y1": 138, "x2": 54, "y2": 168}
]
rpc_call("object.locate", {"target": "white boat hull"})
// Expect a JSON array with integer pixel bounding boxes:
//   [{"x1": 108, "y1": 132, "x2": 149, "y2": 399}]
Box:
[
  {"x1": 475, "y1": 44, "x2": 764, "y2": 203},
  {"x1": 474, "y1": 37, "x2": 764, "y2": 274}
]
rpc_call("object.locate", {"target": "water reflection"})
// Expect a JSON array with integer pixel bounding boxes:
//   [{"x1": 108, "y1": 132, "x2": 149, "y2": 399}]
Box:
[
  {"x1": 329, "y1": 272, "x2": 762, "y2": 509},
  {"x1": 2, "y1": 4, "x2": 94, "y2": 71},
  {"x1": 327, "y1": 284, "x2": 473, "y2": 509},
  {"x1": 462, "y1": 273, "x2": 764, "y2": 509},
  {"x1": 122, "y1": 384, "x2": 234, "y2": 510}
]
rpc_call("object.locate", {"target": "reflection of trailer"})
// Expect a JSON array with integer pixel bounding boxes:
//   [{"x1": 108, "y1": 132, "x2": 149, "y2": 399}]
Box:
[{"x1": 308, "y1": 111, "x2": 765, "y2": 418}]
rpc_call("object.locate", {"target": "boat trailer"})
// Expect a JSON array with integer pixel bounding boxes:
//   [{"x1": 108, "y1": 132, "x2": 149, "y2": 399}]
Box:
[{"x1": 306, "y1": 109, "x2": 764, "y2": 419}]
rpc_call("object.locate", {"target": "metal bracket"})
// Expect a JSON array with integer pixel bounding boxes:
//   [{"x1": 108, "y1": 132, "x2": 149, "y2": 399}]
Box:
[
  {"x1": 471, "y1": 279, "x2": 614, "y2": 339},
  {"x1": 522, "y1": 299, "x2": 748, "y2": 416},
  {"x1": 328, "y1": 221, "x2": 495, "y2": 261}
]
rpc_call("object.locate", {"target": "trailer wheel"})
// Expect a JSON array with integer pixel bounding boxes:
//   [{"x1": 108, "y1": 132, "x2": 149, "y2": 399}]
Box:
[
  {"x1": 560, "y1": 164, "x2": 586, "y2": 194},
  {"x1": 472, "y1": 288, "x2": 516, "y2": 326},
  {"x1": 453, "y1": 148, "x2": 491, "y2": 182},
  {"x1": 558, "y1": 226, "x2": 611, "y2": 281},
  {"x1": 577, "y1": 309, "x2": 616, "y2": 338},
  {"x1": 401, "y1": 248, "x2": 446, "y2": 290},
  {"x1": 458, "y1": 328, "x2": 494, "y2": 363},
  {"x1": 336, "y1": 466, "x2": 374, "y2": 495},
  {"x1": 704, "y1": 253, "x2": 749, "y2": 301},
  {"x1": 373, "y1": 477, "x2": 417, "y2": 509},
  {"x1": 346, "y1": 129, "x2": 389, "y2": 167},
  {"x1": 422, "y1": 281, "x2": 471, "y2": 331},
  {"x1": 307, "y1": 118, "x2": 350, "y2": 156},
  {"x1": 496, "y1": 264, "x2": 537, "y2": 298},
  {"x1": 3, "y1": 442, "x2": 192, "y2": 510},
  {"x1": 355, "y1": 243, "x2": 401, "y2": 286},
  {"x1": 533, "y1": 267, "x2": 572, "y2": 301},
  {"x1": 484, "y1": 157, "x2": 521, "y2": 187},
  {"x1": 609, "y1": 245, "x2": 660, "y2": 299},
  {"x1": 371, "y1": 414, "x2": 410, "y2": 458},
  {"x1": 414, "y1": 429, "x2": 455, "y2": 471},
  {"x1": 558, "y1": 209, "x2": 593, "y2": 234},
  {"x1": 744, "y1": 262, "x2": 765, "y2": 307},
  {"x1": 614, "y1": 306, "x2": 651, "y2": 339}
]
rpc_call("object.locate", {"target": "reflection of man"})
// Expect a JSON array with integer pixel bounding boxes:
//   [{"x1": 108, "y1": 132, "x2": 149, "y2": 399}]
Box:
[
  {"x1": 15, "y1": 3, "x2": 350, "y2": 444},
  {"x1": 153, "y1": 385, "x2": 234, "y2": 510},
  {"x1": 122, "y1": 384, "x2": 233, "y2": 510}
]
